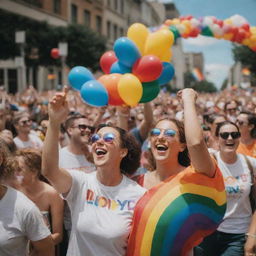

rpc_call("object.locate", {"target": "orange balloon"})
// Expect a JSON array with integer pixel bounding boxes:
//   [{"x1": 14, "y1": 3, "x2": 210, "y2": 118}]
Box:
[{"x1": 98, "y1": 74, "x2": 124, "y2": 106}]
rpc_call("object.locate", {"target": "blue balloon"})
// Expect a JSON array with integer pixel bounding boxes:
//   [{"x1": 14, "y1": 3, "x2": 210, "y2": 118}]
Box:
[
  {"x1": 110, "y1": 61, "x2": 131, "y2": 74},
  {"x1": 68, "y1": 66, "x2": 95, "y2": 90},
  {"x1": 80, "y1": 80, "x2": 108, "y2": 107},
  {"x1": 114, "y1": 37, "x2": 141, "y2": 68},
  {"x1": 158, "y1": 62, "x2": 175, "y2": 86}
]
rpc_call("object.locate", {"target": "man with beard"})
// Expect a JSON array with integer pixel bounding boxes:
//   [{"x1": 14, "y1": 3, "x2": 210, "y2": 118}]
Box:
[{"x1": 59, "y1": 113, "x2": 96, "y2": 173}]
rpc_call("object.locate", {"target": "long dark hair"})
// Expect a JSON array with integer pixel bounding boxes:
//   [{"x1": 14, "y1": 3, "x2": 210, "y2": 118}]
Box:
[
  {"x1": 215, "y1": 121, "x2": 240, "y2": 137},
  {"x1": 96, "y1": 124, "x2": 141, "y2": 176},
  {"x1": 146, "y1": 118, "x2": 190, "y2": 170}
]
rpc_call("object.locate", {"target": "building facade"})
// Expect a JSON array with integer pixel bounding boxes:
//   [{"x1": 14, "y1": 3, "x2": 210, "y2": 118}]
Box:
[{"x1": 0, "y1": 0, "x2": 165, "y2": 93}]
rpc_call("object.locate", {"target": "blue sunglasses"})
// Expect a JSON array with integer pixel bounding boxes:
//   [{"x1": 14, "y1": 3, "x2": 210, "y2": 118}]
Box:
[
  {"x1": 150, "y1": 128, "x2": 176, "y2": 137},
  {"x1": 91, "y1": 133, "x2": 115, "y2": 144}
]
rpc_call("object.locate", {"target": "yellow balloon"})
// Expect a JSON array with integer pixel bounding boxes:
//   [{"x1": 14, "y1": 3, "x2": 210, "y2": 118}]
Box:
[
  {"x1": 144, "y1": 30, "x2": 174, "y2": 58},
  {"x1": 172, "y1": 18, "x2": 181, "y2": 25},
  {"x1": 127, "y1": 23, "x2": 149, "y2": 55},
  {"x1": 224, "y1": 19, "x2": 232, "y2": 25},
  {"x1": 223, "y1": 33, "x2": 233, "y2": 40},
  {"x1": 117, "y1": 74, "x2": 142, "y2": 107},
  {"x1": 242, "y1": 38, "x2": 250, "y2": 46},
  {"x1": 160, "y1": 49, "x2": 172, "y2": 62},
  {"x1": 250, "y1": 27, "x2": 256, "y2": 34}
]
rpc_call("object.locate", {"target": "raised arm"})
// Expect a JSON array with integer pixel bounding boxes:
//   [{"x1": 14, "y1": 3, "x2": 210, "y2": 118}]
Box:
[
  {"x1": 179, "y1": 88, "x2": 215, "y2": 177},
  {"x1": 41, "y1": 87, "x2": 72, "y2": 194},
  {"x1": 137, "y1": 102, "x2": 154, "y2": 141}
]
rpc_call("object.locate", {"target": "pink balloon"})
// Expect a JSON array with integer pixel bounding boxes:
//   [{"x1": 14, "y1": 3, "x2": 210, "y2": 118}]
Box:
[
  {"x1": 100, "y1": 51, "x2": 118, "y2": 74},
  {"x1": 132, "y1": 55, "x2": 163, "y2": 83}
]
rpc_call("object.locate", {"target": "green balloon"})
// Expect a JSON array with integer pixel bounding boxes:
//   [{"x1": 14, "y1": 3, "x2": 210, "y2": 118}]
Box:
[
  {"x1": 139, "y1": 81, "x2": 160, "y2": 103},
  {"x1": 170, "y1": 26, "x2": 180, "y2": 39},
  {"x1": 201, "y1": 26, "x2": 214, "y2": 37}
]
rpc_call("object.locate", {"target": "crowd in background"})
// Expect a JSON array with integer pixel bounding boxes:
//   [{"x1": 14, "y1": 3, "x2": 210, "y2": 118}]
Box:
[{"x1": 1, "y1": 84, "x2": 256, "y2": 256}]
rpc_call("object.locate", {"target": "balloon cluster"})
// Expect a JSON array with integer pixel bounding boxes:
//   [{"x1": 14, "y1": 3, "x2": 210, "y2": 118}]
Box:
[
  {"x1": 68, "y1": 23, "x2": 175, "y2": 107},
  {"x1": 164, "y1": 14, "x2": 256, "y2": 51}
]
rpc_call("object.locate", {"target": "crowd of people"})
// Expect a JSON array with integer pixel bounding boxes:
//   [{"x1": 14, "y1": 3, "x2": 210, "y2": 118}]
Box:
[{"x1": 0, "y1": 84, "x2": 256, "y2": 256}]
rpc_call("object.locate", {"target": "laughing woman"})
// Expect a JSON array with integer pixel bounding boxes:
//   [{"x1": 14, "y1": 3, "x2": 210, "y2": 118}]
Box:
[
  {"x1": 41, "y1": 87, "x2": 146, "y2": 256},
  {"x1": 196, "y1": 121, "x2": 256, "y2": 256},
  {"x1": 127, "y1": 89, "x2": 227, "y2": 256}
]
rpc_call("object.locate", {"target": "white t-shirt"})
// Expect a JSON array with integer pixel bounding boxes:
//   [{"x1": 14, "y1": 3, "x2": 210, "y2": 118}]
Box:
[
  {"x1": 0, "y1": 186, "x2": 51, "y2": 256},
  {"x1": 215, "y1": 152, "x2": 256, "y2": 233},
  {"x1": 14, "y1": 134, "x2": 43, "y2": 149},
  {"x1": 59, "y1": 146, "x2": 96, "y2": 173},
  {"x1": 65, "y1": 171, "x2": 146, "y2": 256}
]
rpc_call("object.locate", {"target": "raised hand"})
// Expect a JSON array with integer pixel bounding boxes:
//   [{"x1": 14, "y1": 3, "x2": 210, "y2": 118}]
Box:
[
  {"x1": 48, "y1": 86, "x2": 69, "y2": 125},
  {"x1": 177, "y1": 88, "x2": 198, "y2": 103}
]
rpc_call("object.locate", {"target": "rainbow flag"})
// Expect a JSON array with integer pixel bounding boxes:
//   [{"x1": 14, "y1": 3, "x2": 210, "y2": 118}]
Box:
[
  {"x1": 192, "y1": 68, "x2": 204, "y2": 81},
  {"x1": 127, "y1": 166, "x2": 226, "y2": 256}
]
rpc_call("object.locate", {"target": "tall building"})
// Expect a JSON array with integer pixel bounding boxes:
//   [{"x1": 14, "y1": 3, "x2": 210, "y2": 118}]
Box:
[{"x1": 184, "y1": 52, "x2": 204, "y2": 73}]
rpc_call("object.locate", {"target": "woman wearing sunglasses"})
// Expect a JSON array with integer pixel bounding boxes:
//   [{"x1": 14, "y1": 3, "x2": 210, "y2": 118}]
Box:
[
  {"x1": 41, "y1": 87, "x2": 146, "y2": 256},
  {"x1": 236, "y1": 111, "x2": 256, "y2": 158},
  {"x1": 127, "y1": 89, "x2": 226, "y2": 256},
  {"x1": 196, "y1": 121, "x2": 256, "y2": 256}
]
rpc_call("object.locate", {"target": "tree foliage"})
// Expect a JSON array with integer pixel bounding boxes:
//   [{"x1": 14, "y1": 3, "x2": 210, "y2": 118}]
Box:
[
  {"x1": 0, "y1": 9, "x2": 106, "y2": 71},
  {"x1": 221, "y1": 78, "x2": 228, "y2": 91},
  {"x1": 183, "y1": 71, "x2": 217, "y2": 93},
  {"x1": 233, "y1": 45, "x2": 256, "y2": 73},
  {"x1": 194, "y1": 80, "x2": 217, "y2": 93}
]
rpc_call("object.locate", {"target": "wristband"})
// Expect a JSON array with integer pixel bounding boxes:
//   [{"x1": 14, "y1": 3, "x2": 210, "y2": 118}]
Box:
[{"x1": 246, "y1": 233, "x2": 256, "y2": 238}]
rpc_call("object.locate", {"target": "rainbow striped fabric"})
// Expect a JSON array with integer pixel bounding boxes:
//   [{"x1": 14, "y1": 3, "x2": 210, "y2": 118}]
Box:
[
  {"x1": 192, "y1": 68, "x2": 204, "y2": 81},
  {"x1": 127, "y1": 166, "x2": 226, "y2": 256}
]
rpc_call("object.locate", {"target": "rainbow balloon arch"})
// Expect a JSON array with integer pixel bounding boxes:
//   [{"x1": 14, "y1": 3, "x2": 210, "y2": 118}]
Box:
[{"x1": 68, "y1": 14, "x2": 256, "y2": 107}]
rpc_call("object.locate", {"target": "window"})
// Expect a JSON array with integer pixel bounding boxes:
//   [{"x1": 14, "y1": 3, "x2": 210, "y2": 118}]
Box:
[
  {"x1": 53, "y1": 0, "x2": 61, "y2": 14},
  {"x1": 120, "y1": 0, "x2": 124, "y2": 14},
  {"x1": 107, "y1": 21, "x2": 111, "y2": 38},
  {"x1": 71, "y1": 4, "x2": 77, "y2": 23},
  {"x1": 119, "y1": 28, "x2": 124, "y2": 37},
  {"x1": 113, "y1": 24, "x2": 118, "y2": 40},
  {"x1": 0, "y1": 69, "x2": 4, "y2": 86},
  {"x1": 8, "y1": 69, "x2": 17, "y2": 94},
  {"x1": 114, "y1": 0, "x2": 118, "y2": 10},
  {"x1": 84, "y1": 10, "x2": 91, "y2": 27},
  {"x1": 96, "y1": 16, "x2": 102, "y2": 34}
]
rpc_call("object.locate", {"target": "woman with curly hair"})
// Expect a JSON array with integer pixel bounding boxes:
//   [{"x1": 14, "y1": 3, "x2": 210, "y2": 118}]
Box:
[{"x1": 42, "y1": 87, "x2": 146, "y2": 256}]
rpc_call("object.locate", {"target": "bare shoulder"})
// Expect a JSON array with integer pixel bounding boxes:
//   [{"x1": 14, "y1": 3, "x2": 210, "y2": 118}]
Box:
[{"x1": 41, "y1": 182, "x2": 62, "y2": 198}]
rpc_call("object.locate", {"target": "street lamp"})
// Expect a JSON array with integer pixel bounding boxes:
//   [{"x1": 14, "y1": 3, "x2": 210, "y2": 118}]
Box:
[
  {"x1": 15, "y1": 31, "x2": 27, "y2": 92},
  {"x1": 58, "y1": 42, "x2": 68, "y2": 86}
]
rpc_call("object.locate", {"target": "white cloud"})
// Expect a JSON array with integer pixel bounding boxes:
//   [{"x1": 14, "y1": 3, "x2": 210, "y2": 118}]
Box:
[
  {"x1": 205, "y1": 63, "x2": 230, "y2": 73},
  {"x1": 205, "y1": 63, "x2": 231, "y2": 88},
  {"x1": 182, "y1": 35, "x2": 218, "y2": 46}
]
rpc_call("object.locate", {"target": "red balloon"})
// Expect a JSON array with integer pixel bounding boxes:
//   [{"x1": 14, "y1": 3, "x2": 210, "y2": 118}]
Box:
[
  {"x1": 100, "y1": 51, "x2": 118, "y2": 74},
  {"x1": 235, "y1": 28, "x2": 247, "y2": 43},
  {"x1": 190, "y1": 28, "x2": 200, "y2": 37},
  {"x1": 132, "y1": 55, "x2": 163, "y2": 83},
  {"x1": 241, "y1": 23, "x2": 250, "y2": 31},
  {"x1": 51, "y1": 48, "x2": 60, "y2": 59}
]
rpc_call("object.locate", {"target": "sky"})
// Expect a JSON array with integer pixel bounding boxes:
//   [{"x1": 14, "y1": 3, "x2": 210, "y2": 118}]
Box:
[{"x1": 159, "y1": 0, "x2": 256, "y2": 88}]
